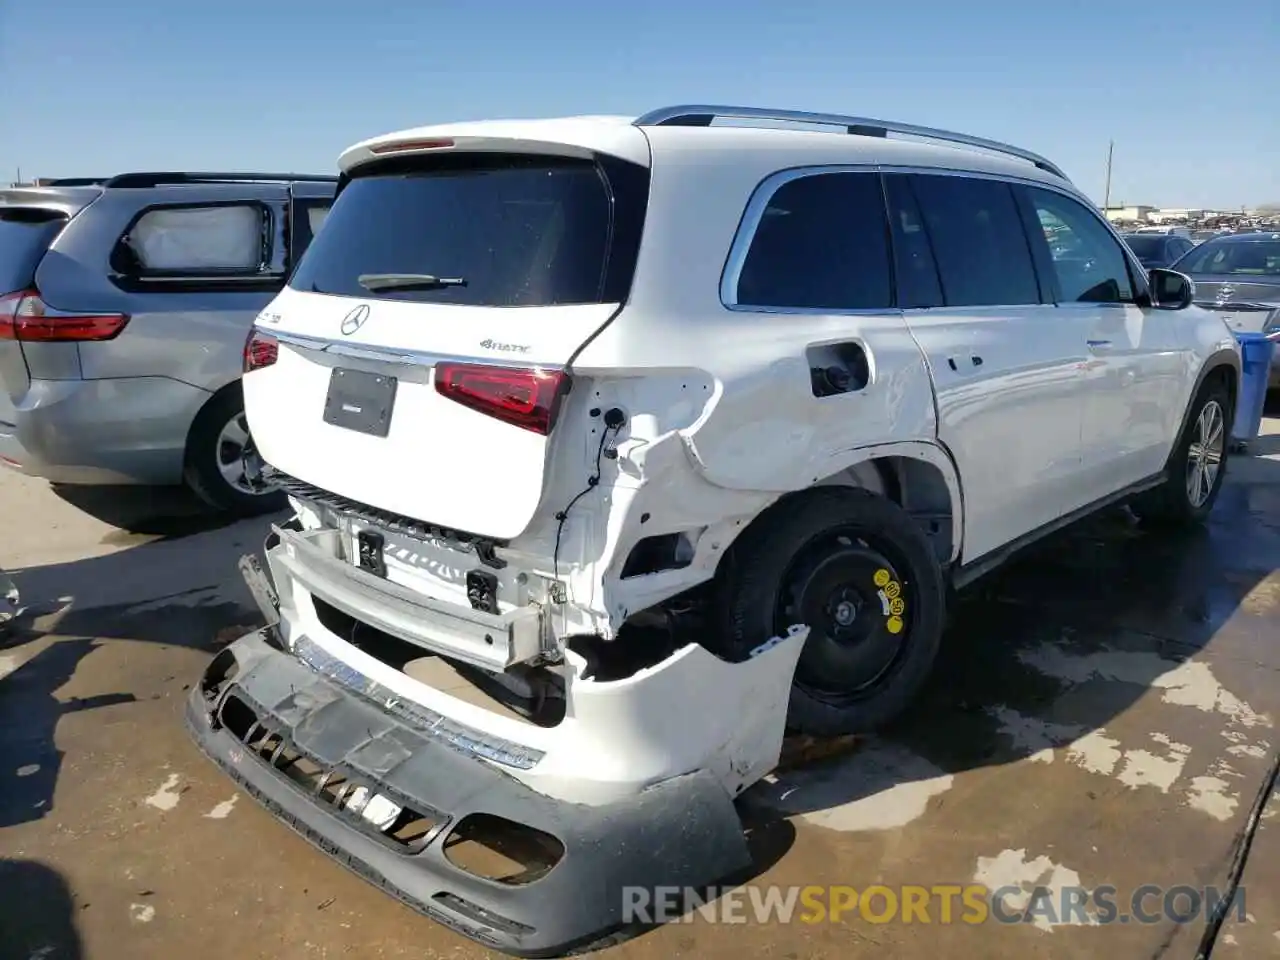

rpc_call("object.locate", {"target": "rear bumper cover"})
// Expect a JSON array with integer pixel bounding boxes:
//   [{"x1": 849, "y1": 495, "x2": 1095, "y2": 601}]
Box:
[{"x1": 185, "y1": 629, "x2": 754, "y2": 957}]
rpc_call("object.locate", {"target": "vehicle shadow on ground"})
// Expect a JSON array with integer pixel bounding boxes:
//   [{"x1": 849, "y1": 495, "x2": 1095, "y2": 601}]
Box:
[
  {"x1": 49, "y1": 482, "x2": 257, "y2": 538},
  {"x1": 0, "y1": 859, "x2": 84, "y2": 958},
  {"x1": 742, "y1": 445, "x2": 1280, "y2": 842},
  {"x1": 0, "y1": 499, "x2": 282, "y2": 830}
]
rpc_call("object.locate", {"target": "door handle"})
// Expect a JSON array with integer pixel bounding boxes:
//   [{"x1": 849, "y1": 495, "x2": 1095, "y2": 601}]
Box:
[{"x1": 1087, "y1": 339, "x2": 1112, "y2": 350}]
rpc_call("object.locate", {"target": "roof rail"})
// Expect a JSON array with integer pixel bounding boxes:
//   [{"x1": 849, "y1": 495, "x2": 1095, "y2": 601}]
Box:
[
  {"x1": 633, "y1": 104, "x2": 1069, "y2": 181},
  {"x1": 103, "y1": 172, "x2": 339, "y2": 189},
  {"x1": 42, "y1": 177, "x2": 112, "y2": 187}
]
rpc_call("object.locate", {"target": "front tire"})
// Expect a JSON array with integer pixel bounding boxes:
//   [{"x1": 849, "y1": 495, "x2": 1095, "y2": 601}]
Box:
[
  {"x1": 183, "y1": 387, "x2": 286, "y2": 517},
  {"x1": 714, "y1": 488, "x2": 946, "y2": 736},
  {"x1": 1132, "y1": 379, "x2": 1231, "y2": 528}
]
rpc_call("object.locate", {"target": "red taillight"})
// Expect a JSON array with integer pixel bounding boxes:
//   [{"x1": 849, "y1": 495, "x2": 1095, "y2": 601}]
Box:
[
  {"x1": 0, "y1": 290, "x2": 129, "y2": 342},
  {"x1": 434, "y1": 362, "x2": 569, "y2": 435},
  {"x1": 243, "y1": 329, "x2": 279, "y2": 372}
]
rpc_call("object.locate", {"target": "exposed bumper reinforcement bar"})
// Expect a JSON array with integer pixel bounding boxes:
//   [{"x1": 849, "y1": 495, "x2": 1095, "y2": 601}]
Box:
[
  {"x1": 267, "y1": 522, "x2": 542, "y2": 671},
  {"x1": 185, "y1": 629, "x2": 755, "y2": 957}
]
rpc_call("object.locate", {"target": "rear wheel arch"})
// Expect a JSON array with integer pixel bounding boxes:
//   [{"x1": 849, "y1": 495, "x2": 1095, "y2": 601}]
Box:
[{"x1": 793, "y1": 441, "x2": 964, "y2": 566}]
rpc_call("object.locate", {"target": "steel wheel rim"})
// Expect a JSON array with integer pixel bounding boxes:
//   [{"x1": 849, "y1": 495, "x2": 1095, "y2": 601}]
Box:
[
  {"x1": 1185, "y1": 399, "x2": 1225, "y2": 508},
  {"x1": 215, "y1": 413, "x2": 271, "y2": 496},
  {"x1": 775, "y1": 529, "x2": 913, "y2": 704}
]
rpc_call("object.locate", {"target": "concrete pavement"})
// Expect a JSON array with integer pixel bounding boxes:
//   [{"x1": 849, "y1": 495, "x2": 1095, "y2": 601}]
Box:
[{"x1": 1, "y1": 419, "x2": 1277, "y2": 959}]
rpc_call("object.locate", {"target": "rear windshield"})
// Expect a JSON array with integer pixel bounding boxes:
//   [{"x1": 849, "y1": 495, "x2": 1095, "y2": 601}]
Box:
[
  {"x1": 1174, "y1": 239, "x2": 1280, "y2": 276},
  {"x1": 1121, "y1": 235, "x2": 1165, "y2": 258},
  {"x1": 0, "y1": 210, "x2": 67, "y2": 295},
  {"x1": 289, "y1": 153, "x2": 648, "y2": 307}
]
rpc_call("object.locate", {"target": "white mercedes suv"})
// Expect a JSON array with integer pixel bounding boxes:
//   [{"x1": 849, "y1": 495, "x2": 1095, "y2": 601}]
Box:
[{"x1": 187, "y1": 105, "x2": 1241, "y2": 956}]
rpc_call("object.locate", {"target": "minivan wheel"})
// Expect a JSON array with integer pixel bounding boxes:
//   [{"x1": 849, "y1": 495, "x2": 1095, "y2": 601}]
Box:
[
  {"x1": 183, "y1": 387, "x2": 286, "y2": 517},
  {"x1": 715, "y1": 488, "x2": 946, "y2": 737},
  {"x1": 1131, "y1": 380, "x2": 1232, "y2": 528}
]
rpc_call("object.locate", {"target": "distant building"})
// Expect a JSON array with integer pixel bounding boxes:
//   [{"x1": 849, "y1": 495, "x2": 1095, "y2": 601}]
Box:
[
  {"x1": 1104, "y1": 204, "x2": 1156, "y2": 224},
  {"x1": 1149, "y1": 208, "x2": 1206, "y2": 223}
]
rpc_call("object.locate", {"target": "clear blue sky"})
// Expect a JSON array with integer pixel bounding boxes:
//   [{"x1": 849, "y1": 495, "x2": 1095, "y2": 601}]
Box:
[{"x1": 2, "y1": 0, "x2": 1276, "y2": 210}]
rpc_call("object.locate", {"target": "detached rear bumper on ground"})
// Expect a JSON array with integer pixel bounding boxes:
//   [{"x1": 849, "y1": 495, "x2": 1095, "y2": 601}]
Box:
[{"x1": 185, "y1": 628, "x2": 760, "y2": 957}]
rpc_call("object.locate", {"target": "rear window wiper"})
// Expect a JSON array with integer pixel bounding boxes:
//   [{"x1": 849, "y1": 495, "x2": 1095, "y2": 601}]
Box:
[{"x1": 357, "y1": 273, "x2": 467, "y2": 292}]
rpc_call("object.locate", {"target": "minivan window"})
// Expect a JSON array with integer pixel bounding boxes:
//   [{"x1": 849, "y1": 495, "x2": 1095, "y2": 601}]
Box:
[
  {"x1": 908, "y1": 174, "x2": 1041, "y2": 307},
  {"x1": 734, "y1": 172, "x2": 892, "y2": 311},
  {"x1": 0, "y1": 211, "x2": 67, "y2": 294},
  {"x1": 1026, "y1": 187, "x2": 1134, "y2": 303},
  {"x1": 290, "y1": 154, "x2": 645, "y2": 306}
]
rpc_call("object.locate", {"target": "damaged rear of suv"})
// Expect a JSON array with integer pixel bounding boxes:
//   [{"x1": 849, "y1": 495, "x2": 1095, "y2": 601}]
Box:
[{"x1": 189, "y1": 105, "x2": 1220, "y2": 954}]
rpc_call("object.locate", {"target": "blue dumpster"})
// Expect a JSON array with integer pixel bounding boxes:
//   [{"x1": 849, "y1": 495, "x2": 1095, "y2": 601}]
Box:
[{"x1": 1231, "y1": 332, "x2": 1275, "y2": 446}]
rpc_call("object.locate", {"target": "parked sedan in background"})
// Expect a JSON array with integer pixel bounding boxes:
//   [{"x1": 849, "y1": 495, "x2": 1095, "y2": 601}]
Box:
[
  {"x1": 1121, "y1": 231, "x2": 1195, "y2": 269},
  {"x1": 1172, "y1": 232, "x2": 1280, "y2": 388}
]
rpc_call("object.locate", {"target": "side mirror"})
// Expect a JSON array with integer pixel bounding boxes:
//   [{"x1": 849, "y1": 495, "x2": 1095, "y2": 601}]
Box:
[{"x1": 1149, "y1": 268, "x2": 1195, "y2": 310}]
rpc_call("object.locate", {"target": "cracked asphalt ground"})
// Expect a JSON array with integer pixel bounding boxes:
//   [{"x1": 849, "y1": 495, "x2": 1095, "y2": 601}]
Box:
[{"x1": 1, "y1": 416, "x2": 1278, "y2": 960}]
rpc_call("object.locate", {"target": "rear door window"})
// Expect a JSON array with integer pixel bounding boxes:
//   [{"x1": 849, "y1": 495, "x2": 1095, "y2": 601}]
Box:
[
  {"x1": 289, "y1": 153, "x2": 648, "y2": 307},
  {"x1": 0, "y1": 210, "x2": 67, "y2": 294},
  {"x1": 907, "y1": 174, "x2": 1042, "y2": 307},
  {"x1": 733, "y1": 171, "x2": 893, "y2": 311}
]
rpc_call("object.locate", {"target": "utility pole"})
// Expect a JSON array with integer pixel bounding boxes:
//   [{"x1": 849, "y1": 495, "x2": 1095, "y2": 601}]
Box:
[{"x1": 1103, "y1": 140, "x2": 1114, "y2": 212}]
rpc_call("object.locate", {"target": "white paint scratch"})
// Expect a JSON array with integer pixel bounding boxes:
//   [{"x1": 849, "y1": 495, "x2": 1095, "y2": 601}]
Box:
[
  {"x1": 129, "y1": 903, "x2": 155, "y2": 923},
  {"x1": 144, "y1": 773, "x2": 182, "y2": 812},
  {"x1": 1187, "y1": 777, "x2": 1240, "y2": 821},
  {"x1": 752, "y1": 743, "x2": 953, "y2": 832},
  {"x1": 987, "y1": 706, "x2": 1082, "y2": 763},
  {"x1": 1226, "y1": 743, "x2": 1269, "y2": 759},
  {"x1": 0, "y1": 655, "x2": 18, "y2": 682},
  {"x1": 1116, "y1": 737, "x2": 1190, "y2": 793},
  {"x1": 204, "y1": 795, "x2": 238, "y2": 820},
  {"x1": 16, "y1": 764, "x2": 40, "y2": 778},
  {"x1": 973, "y1": 848, "x2": 1097, "y2": 932},
  {"x1": 1065, "y1": 730, "x2": 1124, "y2": 775}
]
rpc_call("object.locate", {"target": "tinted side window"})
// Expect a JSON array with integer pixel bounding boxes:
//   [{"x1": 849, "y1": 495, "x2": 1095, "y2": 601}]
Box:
[
  {"x1": 1024, "y1": 186, "x2": 1134, "y2": 303},
  {"x1": 908, "y1": 174, "x2": 1041, "y2": 307},
  {"x1": 884, "y1": 175, "x2": 943, "y2": 308},
  {"x1": 735, "y1": 172, "x2": 892, "y2": 310}
]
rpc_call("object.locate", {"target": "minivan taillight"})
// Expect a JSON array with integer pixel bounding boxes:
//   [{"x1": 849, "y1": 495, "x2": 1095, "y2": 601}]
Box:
[
  {"x1": 434, "y1": 363, "x2": 570, "y2": 435},
  {"x1": 0, "y1": 290, "x2": 129, "y2": 342},
  {"x1": 243, "y1": 329, "x2": 279, "y2": 372}
]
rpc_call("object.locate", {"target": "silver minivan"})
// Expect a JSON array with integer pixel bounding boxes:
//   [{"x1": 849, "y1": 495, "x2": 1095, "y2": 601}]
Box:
[{"x1": 0, "y1": 172, "x2": 336, "y2": 514}]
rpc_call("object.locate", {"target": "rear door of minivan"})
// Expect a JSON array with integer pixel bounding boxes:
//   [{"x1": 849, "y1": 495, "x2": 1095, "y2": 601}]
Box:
[
  {"x1": 0, "y1": 205, "x2": 74, "y2": 428},
  {"x1": 245, "y1": 144, "x2": 650, "y2": 540}
]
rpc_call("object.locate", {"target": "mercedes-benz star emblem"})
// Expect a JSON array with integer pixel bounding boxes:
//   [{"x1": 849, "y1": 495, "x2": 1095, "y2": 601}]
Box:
[{"x1": 340, "y1": 304, "x2": 370, "y2": 336}]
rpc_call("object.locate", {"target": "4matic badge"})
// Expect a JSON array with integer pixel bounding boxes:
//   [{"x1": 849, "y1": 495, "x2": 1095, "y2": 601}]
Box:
[{"x1": 480, "y1": 338, "x2": 531, "y2": 354}]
